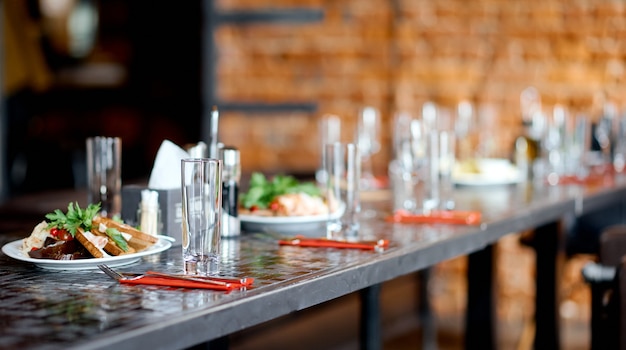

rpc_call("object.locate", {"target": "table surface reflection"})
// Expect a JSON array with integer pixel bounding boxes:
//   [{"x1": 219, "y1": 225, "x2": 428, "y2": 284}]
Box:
[{"x1": 0, "y1": 177, "x2": 625, "y2": 350}]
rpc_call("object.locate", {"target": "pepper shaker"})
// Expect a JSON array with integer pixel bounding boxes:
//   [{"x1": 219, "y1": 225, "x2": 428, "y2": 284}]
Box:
[{"x1": 220, "y1": 147, "x2": 240, "y2": 237}]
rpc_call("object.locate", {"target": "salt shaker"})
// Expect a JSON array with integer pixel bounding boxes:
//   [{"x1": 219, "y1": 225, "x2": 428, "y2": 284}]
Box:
[{"x1": 220, "y1": 147, "x2": 240, "y2": 237}]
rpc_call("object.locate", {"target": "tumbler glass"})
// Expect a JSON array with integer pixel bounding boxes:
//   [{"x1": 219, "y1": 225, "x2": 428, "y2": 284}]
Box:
[
  {"x1": 86, "y1": 136, "x2": 121, "y2": 218},
  {"x1": 325, "y1": 142, "x2": 360, "y2": 241},
  {"x1": 181, "y1": 158, "x2": 222, "y2": 275}
]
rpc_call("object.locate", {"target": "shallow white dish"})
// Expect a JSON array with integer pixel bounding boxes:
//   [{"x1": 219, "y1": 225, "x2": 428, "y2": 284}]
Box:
[
  {"x1": 241, "y1": 207, "x2": 344, "y2": 234},
  {"x1": 453, "y1": 173, "x2": 524, "y2": 186},
  {"x1": 453, "y1": 158, "x2": 524, "y2": 186},
  {"x1": 2, "y1": 235, "x2": 173, "y2": 270},
  {"x1": 241, "y1": 213, "x2": 327, "y2": 233}
]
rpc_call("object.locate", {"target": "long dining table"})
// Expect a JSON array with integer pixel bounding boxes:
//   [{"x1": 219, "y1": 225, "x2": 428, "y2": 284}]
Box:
[{"x1": 0, "y1": 173, "x2": 624, "y2": 350}]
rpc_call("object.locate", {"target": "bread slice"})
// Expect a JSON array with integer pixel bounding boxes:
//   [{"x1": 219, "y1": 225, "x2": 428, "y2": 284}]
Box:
[
  {"x1": 93, "y1": 216, "x2": 159, "y2": 243},
  {"x1": 75, "y1": 228, "x2": 104, "y2": 258},
  {"x1": 92, "y1": 216, "x2": 158, "y2": 252},
  {"x1": 92, "y1": 230, "x2": 136, "y2": 256}
]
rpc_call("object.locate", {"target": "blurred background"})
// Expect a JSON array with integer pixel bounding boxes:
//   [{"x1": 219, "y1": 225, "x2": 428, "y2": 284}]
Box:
[
  {"x1": 1, "y1": 1, "x2": 622, "y2": 347},
  {"x1": 3, "y1": 0, "x2": 202, "y2": 197},
  {"x1": 4, "y1": 0, "x2": 626, "y2": 199}
]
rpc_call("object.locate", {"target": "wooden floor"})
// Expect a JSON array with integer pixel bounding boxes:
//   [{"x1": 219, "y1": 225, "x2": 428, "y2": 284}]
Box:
[{"x1": 228, "y1": 237, "x2": 592, "y2": 350}]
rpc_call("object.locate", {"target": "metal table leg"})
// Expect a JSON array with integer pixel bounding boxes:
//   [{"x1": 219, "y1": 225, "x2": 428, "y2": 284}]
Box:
[
  {"x1": 360, "y1": 283, "x2": 382, "y2": 350},
  {"x1": 532, "y1": 221, "x2": 561, "y2": 349},
  {"x1": 418, "y1": 268, "x2": 437, "y2": 350},
  {"x1": 187, "y1": 335, "x2": 229, "y2": 350},
  {"x1": 465, "y1": 244, "x2": 495, "y2": 350}
]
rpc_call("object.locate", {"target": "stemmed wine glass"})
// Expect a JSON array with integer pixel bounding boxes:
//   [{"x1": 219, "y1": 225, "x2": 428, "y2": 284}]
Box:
[
  {"x1": 595, "y1": 102, "x2": 617, "y2": 168},
  {"x1": 455, "y1": 100, "x2": 474, "y2": 162},
  {"x1": 613, "y1": 113, "x2": 626, "y2": 172},
  {"x1": 357, "y1": 106, "x2": 381, "y2": 190}
]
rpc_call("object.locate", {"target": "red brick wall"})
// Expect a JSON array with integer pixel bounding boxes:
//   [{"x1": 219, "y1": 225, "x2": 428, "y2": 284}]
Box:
[{"x1": 215, "y1": 0, "x2": 626, "y2": 176}]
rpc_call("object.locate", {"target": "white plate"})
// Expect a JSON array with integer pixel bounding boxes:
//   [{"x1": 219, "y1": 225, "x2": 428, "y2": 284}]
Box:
[
  {"x1": 453, "y1": 158, "x2": 524, "y2": 186},
  {"x1": 453, "y1": 174, "x2": 524, "y2": 186},
  {"x1": 240, "y1": 207, "x2": 343, "y2": 234},
  {"x1": 2, "y1": 236, "x2": 173, "y2": 270}
]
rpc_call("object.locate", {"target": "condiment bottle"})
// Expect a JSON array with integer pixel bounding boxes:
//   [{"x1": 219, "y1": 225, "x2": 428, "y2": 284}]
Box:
[
  {"x1": 138, "y1": 189, "x2": 160, "y2": 236},
  {"x1": 515, "y1": 87, "x2": 542, "y2": 181},
  {"x1": 220, "y1": 147, "x2": 240, "y2": 237}
]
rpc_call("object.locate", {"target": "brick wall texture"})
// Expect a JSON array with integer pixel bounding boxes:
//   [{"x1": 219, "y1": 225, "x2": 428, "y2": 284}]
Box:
[{"x1": 214, "y1": 0, "x2": 626, "y2": 176}]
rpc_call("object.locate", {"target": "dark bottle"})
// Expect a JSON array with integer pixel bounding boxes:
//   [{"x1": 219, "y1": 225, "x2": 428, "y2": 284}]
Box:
[
  {"x1": 515, "y1": 87, "x2": 542, "y2": 181},
  {"x1": 220, "y1": 147, "x2": 240, "y2": 237}
]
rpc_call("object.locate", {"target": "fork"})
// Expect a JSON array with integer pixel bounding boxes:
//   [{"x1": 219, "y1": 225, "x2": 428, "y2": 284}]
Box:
[
  {"x1": 97, "y1": 264, "x2": 232, "y2": 287},
  {"x1": 98, "y1": 264, "x2": 136, "y2": 280}
]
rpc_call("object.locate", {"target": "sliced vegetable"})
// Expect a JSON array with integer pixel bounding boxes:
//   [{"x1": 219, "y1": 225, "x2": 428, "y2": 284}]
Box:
[
  {"x1": 105, "y1": 227, "x2": 129, "y2": 252},
  {"x1": 240, "y1": 172, "x2": 321, "y2": 209}
]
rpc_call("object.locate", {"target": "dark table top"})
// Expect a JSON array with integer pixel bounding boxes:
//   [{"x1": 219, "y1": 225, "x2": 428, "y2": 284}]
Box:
[{"x1": 0, "y1": 176, "x2": 624, "y2": 350}]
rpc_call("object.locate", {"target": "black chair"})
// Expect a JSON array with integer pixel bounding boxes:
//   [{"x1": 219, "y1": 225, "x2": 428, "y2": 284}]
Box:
[{"x1": 582, "y1": 224, "x2": 626, "y2": 350}]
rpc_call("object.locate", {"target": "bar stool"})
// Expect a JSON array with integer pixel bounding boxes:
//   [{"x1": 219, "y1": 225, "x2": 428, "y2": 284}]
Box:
[{"x1": 582, "y1": 224, "x2": 626, "y2": 350}]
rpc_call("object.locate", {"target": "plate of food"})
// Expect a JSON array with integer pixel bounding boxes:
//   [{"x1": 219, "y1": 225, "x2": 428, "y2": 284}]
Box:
[
  {"x1": 239, "y1": 173, "x2": 338, "y2": 233},
  {"x1": 1, "y1": 202, "x2": 172, "y2": 270},
  {"x1": 452, "y1": 158, "x2": 524, "y2": 186}
]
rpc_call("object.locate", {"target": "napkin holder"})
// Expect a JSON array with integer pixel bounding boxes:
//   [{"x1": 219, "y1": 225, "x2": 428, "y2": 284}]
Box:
[{"x1": 122, "y1": 185, "x2": 182, "y2": 245}]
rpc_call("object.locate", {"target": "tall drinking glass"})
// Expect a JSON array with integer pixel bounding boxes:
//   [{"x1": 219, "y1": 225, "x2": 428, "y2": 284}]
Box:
[
  {"x1": 86, "y1": 136, "x2": 121, "y2": 218},
  {"x1": 181, "y1": 158, "x2": 222, "y2": 275},
  {"x1": 475, "y1": 103, "x2": 499, "y2": 158},
  {"x1": 316, "y1": 114, "x2": 341, "y2": 186},
  {"x1": 396, "y1": 116, "x2": 437, "y2": 214},
  {"x1": 564, "y1": 113, "x2": 590, "y2": 178},
  {"x1": 390, "y1": 111, "x2": 414, "y2": 212},
  {"x1": 422, "y1": 102, "x2": 440, "y2": 211},
  {"x1": 436, "y1": 107, "x2": 456, "y2": 210},
  {"x1": 325, "y1": 143, "x2": 360, "y2": 241},
  {"x1": 543, "y1": 105, "x2": 568, "y2": 184}
]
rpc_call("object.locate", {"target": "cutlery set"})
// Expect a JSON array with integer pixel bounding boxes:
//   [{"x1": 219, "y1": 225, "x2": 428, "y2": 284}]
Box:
[
  {"x1": 98, "y1": 264, "x2": 253, "y2": 290},
  {"x1": 386, "y1": 209, "x2": 482, "y2": 225},
  {"x1": 278, "y1": 237, "x2": 389, "y2": 251}
]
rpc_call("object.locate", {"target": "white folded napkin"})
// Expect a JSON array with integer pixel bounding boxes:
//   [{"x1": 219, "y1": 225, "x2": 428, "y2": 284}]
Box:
[{"x1": 148, "y1": 140, "x2": 190, "y2": 190}]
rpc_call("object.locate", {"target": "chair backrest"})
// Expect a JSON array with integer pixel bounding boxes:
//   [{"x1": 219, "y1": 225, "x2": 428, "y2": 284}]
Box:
[
  {"x1": 600, "y1": 225, "x2": 626, "y2": 266},
  {"x1": 619, "y1": 258, "x2": 626, "y2": 350}
]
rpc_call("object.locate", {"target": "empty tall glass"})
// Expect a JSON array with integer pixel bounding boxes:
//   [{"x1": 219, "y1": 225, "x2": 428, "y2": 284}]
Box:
[
  {"x1": 181, "y1": 158, "x2": 222, "y2": 275},
  {"x1": 316, "y1": 114, "x2": 341, "y2": 186},
  {"x1": 543, "y1": 105, "x2": 567, "y2": 184},
  {"x1": 435, "y1": 107, "x2": 456, "y2": 210},
  {"x1": 565, "y1": 113, "x2": 591, "y2": 178},
  {"x1": 390, "y1": 111, "x2": 414, "y2": 212},
  {"x1": 325, "y1": 143, "x2": 360, "y2": 241},
  {"x1": 395, "y1": 116, "x2": 437, "y2": 214},
  {"x1": 86, "y1": 136, "x2": 121, "y2": 218}
]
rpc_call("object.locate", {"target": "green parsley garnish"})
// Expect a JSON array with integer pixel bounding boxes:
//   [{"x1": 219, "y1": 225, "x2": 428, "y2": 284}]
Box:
[
  {"x1": 45, "y1": 202, "x2": 101, "y2": 236},
  {"x1": 240, "y1": 172, "x2": 321, "y2": 209},
  {"x1": 105, "y1": 228, "x2": 129, "y2": 252}
]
